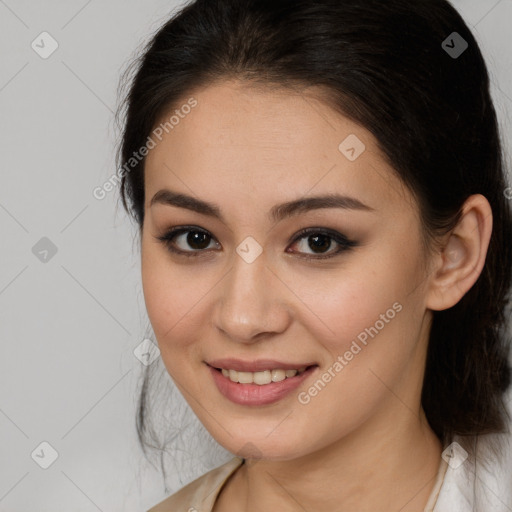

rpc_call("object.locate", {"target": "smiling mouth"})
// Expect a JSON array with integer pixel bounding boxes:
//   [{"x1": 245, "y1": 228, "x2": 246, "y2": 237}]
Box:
[
  {"x1": 210, "y1": 365, "x2": 318, "y2": 386},
  {"x1": 207, "y1": 363, "x2": 319, "y2": 406}
]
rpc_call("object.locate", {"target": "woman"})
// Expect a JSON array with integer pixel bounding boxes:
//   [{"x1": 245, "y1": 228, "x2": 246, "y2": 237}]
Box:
[{"x1": 116, "y1": 0, "x2": 512, "y2": 510}]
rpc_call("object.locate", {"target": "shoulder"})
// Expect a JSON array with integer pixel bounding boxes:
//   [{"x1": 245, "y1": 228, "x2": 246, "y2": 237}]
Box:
[
  {"x1": 147, "y1": 456, "x2": 244, "y2": 512},
  {"x1": 434, "y1": 389, "x2": 512, "y2": 511}
]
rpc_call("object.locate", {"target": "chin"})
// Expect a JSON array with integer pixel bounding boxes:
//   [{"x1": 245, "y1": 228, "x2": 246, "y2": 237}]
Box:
[{"x1": 212, "y1": 425, "x2": 309, "y2": 461}]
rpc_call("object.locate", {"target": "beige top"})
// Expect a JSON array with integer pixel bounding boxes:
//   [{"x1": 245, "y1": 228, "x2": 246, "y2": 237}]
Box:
[{"x1": 147, "y1": 455, "x2": 449, "y2": 512}]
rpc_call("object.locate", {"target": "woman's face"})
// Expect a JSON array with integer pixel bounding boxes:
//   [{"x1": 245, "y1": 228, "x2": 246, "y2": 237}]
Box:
[{"x1": 141, "y1": 80, "x2": 436, "y2": 460}]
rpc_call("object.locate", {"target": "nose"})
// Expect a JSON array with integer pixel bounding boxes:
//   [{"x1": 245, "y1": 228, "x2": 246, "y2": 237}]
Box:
[{"x1": 212, "y1": 249, "x2": 292, "y2": 344}]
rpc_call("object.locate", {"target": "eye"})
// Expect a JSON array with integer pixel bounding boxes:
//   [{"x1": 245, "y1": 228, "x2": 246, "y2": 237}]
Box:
[
  {"x1": 287, "y1": 227, "x2": 358, "y2": 260},
  {"x1": 156, "y1": 226, "x2": 220, "y2": 257},
  {"x1": 155, "y1": 226, "x2": 358, "y2": 260}
]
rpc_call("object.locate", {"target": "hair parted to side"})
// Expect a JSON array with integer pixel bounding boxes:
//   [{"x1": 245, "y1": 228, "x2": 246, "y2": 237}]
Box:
[{"x1": 115, "y1": 0, "x2": 512, "y2": 474}]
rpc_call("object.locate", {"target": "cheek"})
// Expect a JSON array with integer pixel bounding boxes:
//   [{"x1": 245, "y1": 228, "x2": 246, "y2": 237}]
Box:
[
  {"x1": 286, "y1": 257, "x2": 425, "y2": 444},
  {"x1": 285, "y1": 242, "x2": 423, "y2": 361},
  {"x1": 141, "y1": 240, "x2": 202, "y2": 357}
]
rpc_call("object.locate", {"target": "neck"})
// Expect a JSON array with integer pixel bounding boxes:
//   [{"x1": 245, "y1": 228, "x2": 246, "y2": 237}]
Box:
[{"x1": 216, "y1": 407, "x2": 442, "y2": 512}]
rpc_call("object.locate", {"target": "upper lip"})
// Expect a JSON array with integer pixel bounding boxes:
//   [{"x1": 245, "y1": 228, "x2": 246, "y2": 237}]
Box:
[{"x1": 206, "y1": 358, "x2": 317, "y2": 372}]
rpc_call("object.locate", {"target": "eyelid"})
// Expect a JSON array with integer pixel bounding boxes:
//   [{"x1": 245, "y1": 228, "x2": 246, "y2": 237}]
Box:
[
  {"x1": 288, "y1": 227, "x2": 358, "y2": 260},
  {"x1": 155, "y1": 225, "x2": 358, "y2": 260},
  {"x1": 156, "y1": 225, "x2": 220, "y2": 256}
]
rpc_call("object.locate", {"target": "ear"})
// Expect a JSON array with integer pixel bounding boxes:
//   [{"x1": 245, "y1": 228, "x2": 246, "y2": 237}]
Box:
[{"x1": 426, "y1": 194, "x2": 493, "y2": 311}]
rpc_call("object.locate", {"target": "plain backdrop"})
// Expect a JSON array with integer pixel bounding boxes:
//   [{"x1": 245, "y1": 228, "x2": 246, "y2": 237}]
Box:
[{"x1": 0, "y1": 0, "x2": 511, "y2": 510}]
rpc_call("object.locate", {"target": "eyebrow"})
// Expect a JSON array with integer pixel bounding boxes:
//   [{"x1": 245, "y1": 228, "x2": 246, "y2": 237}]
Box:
[{"x1": 150, "y1": 188, "x2": 374, "y2": 223}]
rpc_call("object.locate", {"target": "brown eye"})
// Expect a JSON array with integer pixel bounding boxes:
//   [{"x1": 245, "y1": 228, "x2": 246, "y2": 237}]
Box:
[
  {"x1": 156, "y1": 227, "x2": 220, "y2": 257},
  {"x1": 287, "y1": 228, "x2": 358, "y2": 260}
]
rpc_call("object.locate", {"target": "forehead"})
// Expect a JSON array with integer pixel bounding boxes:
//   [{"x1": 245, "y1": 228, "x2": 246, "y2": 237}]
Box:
[{"x1": 144, "y1": 80, "x2": 411, "y2": 218}]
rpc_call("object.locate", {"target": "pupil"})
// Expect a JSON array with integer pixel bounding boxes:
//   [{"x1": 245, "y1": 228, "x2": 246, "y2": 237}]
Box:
[
  {"x1": 309, "y1": 234, "x2": 331, "y2": 253},
  {"x1": 188, "y1": 231, "x2": 210, "y2": 250}
]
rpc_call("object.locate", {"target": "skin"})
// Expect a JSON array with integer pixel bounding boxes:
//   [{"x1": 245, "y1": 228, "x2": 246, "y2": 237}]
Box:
[{"x1": 141, "y1": 80, "x2": 493, "y2": 511}]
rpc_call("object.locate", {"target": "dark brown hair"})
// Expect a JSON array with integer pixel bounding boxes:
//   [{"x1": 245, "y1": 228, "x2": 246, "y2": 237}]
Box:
[{"x1": 115, "y1": 0, "x2": 512, "y2": 475}]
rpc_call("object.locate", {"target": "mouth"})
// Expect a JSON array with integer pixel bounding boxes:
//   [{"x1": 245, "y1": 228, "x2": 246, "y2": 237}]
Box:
[
  {"x1": 208, "y1": 365, "x2": 315, "y2": 385},
  {"x1": 205, "y1": 360, "x2": 319, "y2": 406}
]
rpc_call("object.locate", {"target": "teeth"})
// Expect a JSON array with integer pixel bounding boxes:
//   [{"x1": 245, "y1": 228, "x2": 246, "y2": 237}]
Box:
[
  {"x1": 220, "y1": 366, "x2": 308, "y2": 385},
  {"x1": 271, "y1": 369, "x2": 286, "y2": 382},
  {"x1": 253, "y1": 370, "x2": 271, "y2": 385},
  {"x1": 237, "y1": 371, "x2": 253, "y2": 384}
]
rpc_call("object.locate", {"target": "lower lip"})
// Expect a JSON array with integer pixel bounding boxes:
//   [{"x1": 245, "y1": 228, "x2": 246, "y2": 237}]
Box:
[{"x1": 207, "y1": 364, "x2": 318, "y2": 406}]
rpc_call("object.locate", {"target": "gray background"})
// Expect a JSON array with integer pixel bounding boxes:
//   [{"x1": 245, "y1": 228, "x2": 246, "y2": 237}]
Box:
[{"x1": 0, "y1": 1, "x2": 511, "y2": 510}]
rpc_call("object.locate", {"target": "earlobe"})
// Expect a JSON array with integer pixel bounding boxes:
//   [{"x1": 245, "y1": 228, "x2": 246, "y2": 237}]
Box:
[{"x1": 426, "y1": 194, "x2": 493, "y2": 311}]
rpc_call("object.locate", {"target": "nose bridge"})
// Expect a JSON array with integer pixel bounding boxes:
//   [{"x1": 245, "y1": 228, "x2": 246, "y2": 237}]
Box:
[{"x1": 213, "y1": 246, "x2": 290, "y2": 342}]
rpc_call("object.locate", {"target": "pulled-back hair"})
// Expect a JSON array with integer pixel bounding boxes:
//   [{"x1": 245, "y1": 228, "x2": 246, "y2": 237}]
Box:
[{"x1": 115, "y1": 0, "x2": 512, "y2": 474}]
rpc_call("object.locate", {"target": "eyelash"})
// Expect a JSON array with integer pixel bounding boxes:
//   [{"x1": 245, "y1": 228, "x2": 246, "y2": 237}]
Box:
[{"x1": 155, "y1": 225, "x2": 358, "y2": 261}]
